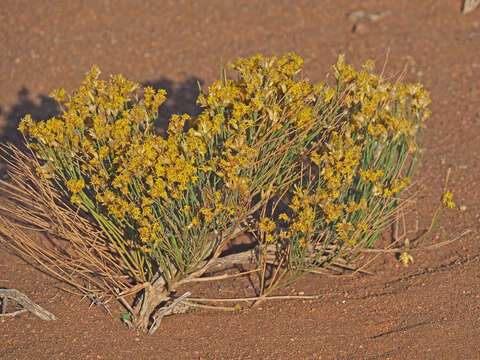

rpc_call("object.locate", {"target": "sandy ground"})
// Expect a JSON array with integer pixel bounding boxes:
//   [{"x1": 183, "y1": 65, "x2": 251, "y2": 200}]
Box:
[{"x1": 1, "y1": 1, "x2": 479, "y2": 359}]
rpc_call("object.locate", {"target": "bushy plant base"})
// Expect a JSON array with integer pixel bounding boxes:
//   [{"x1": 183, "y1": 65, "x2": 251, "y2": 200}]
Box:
[{"x1": 0, "y1": 53, "x2": 453, "y2": 334}]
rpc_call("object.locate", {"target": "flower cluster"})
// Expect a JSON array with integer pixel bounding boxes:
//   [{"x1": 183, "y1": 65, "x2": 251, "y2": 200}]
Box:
[
  {"x1": 19, "y1": 66, "x2": 240, "y2": 283},
  {"x1": 19, "y1": 52, "x2": 432, "y2": 286},
  {"x1": 442, "y1": 190, "x2": 456, "y2": 209},
  {"x1": 192, "y1": 53, "x2": 325, "y2": 199},
  {"x1": 251, "y1": 55, "x2": 431, "y2": 270}
]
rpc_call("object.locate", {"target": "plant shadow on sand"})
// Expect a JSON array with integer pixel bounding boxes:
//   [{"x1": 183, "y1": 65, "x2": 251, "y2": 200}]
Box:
[
  {"x1": 143, "y1": 76, "x2": 203, "y2": 134},
  {"x1": 1, "y1": 87, "x2": 60, "y2": 147},
  {"x1": 0, "y1": 76, "x2": 205, "y2": 148}
]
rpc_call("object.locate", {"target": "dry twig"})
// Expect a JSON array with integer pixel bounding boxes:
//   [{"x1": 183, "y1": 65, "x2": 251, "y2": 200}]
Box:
[
  {"x1": 0, "y1": 288, "x2": 57, "y2": 320},
  {"x1": 188, "y1": 294, "x2": 321, "y2": 303},
  {"x1": 148, "y1": 291, "x2": 191, "y2": 335}
]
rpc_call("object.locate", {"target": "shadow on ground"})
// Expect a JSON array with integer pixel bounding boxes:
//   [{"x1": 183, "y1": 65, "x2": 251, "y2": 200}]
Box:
[
  {"x1": 1, "y1": 87, "x2": 59, "y2": 146},
  {"x1": 143, "y1": 76, "x2": 203, "y2": 133},
  {"x1": 0, "y1": 76, "x2": 204, "y2": 147}
]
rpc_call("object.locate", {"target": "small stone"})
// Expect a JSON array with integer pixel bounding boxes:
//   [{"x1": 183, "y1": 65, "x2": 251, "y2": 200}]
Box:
[
  {"x1": 460, "y1": 205, "x2": 467, "y2": 211},
  {"x1": 347, "y1": 10, "x2": 390, "y2": 22}
]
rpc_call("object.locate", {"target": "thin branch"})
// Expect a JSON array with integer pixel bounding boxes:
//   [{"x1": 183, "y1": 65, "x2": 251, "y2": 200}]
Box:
[
  {"x1": 359, "y1": 229, "x2": 472, "y2": 253},
  {"x1": 308, "y1": 268, "x2": 340, "y2": 277},
  {"x1": 182, "y1": 301, "x2": 237, "y2": 312},
  {"x1": 187, "y1": 224, "x2": 246, "y2": 279},
  {"x1": 329, "y1": 262, "x2": 376, "y2": 276},
  {"x1": 179, "y1": 269, "x2": 259, "y2": 285},
  {"x1": 188, "y1": 294, "x2": 322, "y2": 303}
]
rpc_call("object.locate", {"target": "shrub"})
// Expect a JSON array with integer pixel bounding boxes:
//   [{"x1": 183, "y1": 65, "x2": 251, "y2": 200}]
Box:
[{"x1": 0, "y1": 53, "x2": 443, "y2": 334}]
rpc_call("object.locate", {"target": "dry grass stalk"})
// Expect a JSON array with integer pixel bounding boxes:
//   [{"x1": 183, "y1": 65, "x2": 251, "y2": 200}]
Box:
[{"x1": 0, "y1": 143, "x2": 133, "y2": 299}]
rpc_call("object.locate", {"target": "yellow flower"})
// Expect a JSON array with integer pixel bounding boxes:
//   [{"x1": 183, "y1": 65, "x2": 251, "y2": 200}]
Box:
[
  {"x1": 200, "y1": 207, "x2": 214, "y2": 223},
  {"x1": 399, "y1": 252, "x2": 414, "y2": 267},
  {"x1": 191, "y1": 216, "x2": 199, "y2": 226},
  {"x1": 321, "y1": 202, "x2": 344, "y2": 224},
  {"x1": 259, "y1": 217, "x2": 276, "y2": 233},
  {"x1": 142, "y1": 206, "x2": 153, "y2": 219},
  {"x1": 138, "y1": 226, "x2": 151, "y2": 243},
  {"x1": 278, "y1": 213, "x2": 290, "y2": 222},
  {"x1": 442, "y1": 190, "x2": 456, "y2": 209},
  {"x1": 168, "y1": 114, "x2": 190, "y2": 136},
  {"x1": 345, "y1": 198, "x2": 367, "y2": 213},
  {"x1": 142, "y1": 197, "x2": 154, "y2": 207},
  {"x1": 384, "y1": 177, "x2": 411, "y2": 197},
  {"x1": 131, "y1": 207, "x2": 141, "y2": 220},
  {"x1": 265, "y1": 233, "x2": 276, "y2": 243},
  {"x1": 49, "y1": 88, "x2": 66, "y2": 102},
  {"x1": 290, "y1": 206, "x2": 315, "y2": 233},
  {"x1": 359, "y1": 169, "x2": 384, "y2": 183},
  {"x1": 66, "y1": 178, "x2": 85, "y2": 194},
  {"x1": 143, "y1": 87, "x2": 167, "y2": 110},
  {"x1": 70, "y1": 194, "x2": 81, "y2": 204},
  {"x1": 298, "y1": 237, "x2": 308, "y2": 248},
  {"x1": 140, "y1": 245, "x2": 152, "y2": 254}
]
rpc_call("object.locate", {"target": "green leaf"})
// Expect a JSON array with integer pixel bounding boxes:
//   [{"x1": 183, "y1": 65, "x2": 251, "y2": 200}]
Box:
[{"x1": 120, "y1": 312, "x2": 131, "y2": 322}]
